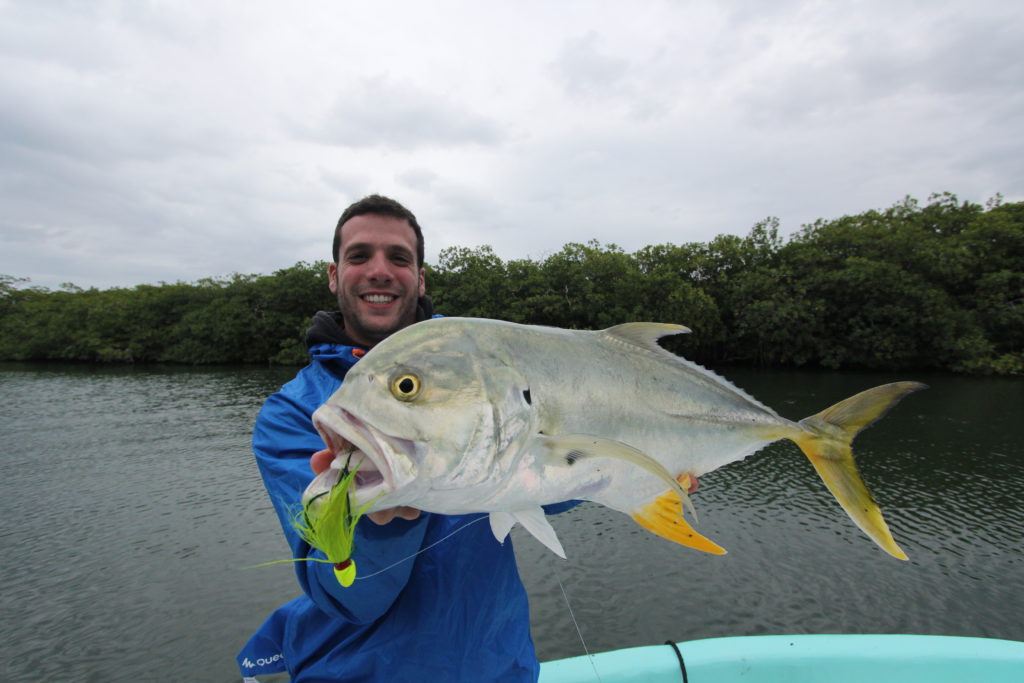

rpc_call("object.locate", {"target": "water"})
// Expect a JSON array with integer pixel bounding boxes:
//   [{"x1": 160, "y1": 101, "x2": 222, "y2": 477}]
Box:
[{"x1": 0, "y1": 363, "x2": 1021, "y2": 681}]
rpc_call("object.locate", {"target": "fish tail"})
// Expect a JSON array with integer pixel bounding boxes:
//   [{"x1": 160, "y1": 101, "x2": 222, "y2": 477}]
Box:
[{"x1": 791, "y1": 381, "x2": 927, "y2": 560}]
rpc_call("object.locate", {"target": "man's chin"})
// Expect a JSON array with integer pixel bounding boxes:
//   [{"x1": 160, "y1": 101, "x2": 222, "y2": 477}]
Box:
[{"x1": 348, "y1": 313, "x2": 417, "y2": 347}]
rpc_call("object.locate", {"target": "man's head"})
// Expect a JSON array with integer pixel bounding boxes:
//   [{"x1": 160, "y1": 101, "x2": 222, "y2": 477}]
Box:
[
  {"x1": 332, "y1": 194, "x2": 424, "y2": 267},
  {"x1": 329, "y1": 195, "x2": 426, "y2": 349}
]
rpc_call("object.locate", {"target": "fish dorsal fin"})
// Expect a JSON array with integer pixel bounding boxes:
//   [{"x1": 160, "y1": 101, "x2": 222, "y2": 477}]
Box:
[
  {"x1": 510, "y1": 506, "x2": 566, "y2": 559},
  {"x1": 602, "y1": 322, "x2": 778, "y2": 416},
  {"x1": 489, "y1": 511, "x2": 517, "y2": 544},
  {"x1": 602, "y1": 322, "x2": 691, "y2": 353}
]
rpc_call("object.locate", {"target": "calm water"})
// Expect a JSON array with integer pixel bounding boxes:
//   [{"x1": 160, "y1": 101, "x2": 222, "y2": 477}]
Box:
[{"x1": 0, "y1": 363, "x2": 1021, "y2": 681}]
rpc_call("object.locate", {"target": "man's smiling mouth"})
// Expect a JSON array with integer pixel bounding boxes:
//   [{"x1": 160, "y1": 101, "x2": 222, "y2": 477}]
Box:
[{"x1": 362, "y1": 294, "x2": 397, "y2": 304}]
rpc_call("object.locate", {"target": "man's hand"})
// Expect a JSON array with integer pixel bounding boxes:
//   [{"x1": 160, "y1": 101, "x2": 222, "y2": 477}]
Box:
[
  {"x1": 310, "y1": 448, "x2": 421, "y2": 525},
  {"x1": 366, "y1": 507, "x2": 422, "y2": 524}
]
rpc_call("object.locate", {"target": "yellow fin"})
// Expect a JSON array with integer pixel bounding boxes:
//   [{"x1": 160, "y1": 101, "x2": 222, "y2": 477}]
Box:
[
  {"x1": 795, "y1": 381, "x2": 927, "y2": 561},
  {"x1": 631, "y1": 476, "x2": 726, "y2": 555}
]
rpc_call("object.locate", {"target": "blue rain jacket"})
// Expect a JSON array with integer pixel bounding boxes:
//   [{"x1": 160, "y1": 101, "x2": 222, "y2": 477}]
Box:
[{"x1": 238, "y1": 313, "x2": 574, "y2": 681}]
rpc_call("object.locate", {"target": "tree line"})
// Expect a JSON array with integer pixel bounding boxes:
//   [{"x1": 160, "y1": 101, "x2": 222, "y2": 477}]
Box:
[{"x1": 1, "y1": 192, "x2": 1021, "y2": 374}]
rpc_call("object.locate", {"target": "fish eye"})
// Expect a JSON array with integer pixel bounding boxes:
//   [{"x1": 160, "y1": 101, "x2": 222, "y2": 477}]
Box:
[{"x1": 390, "y1": 373, "x2": 421, "y2": 401}]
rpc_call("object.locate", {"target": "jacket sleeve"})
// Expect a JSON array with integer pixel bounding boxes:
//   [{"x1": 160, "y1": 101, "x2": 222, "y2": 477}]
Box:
[{"x1": 252, "y1": 373, "x2": 429, "y2": 624}]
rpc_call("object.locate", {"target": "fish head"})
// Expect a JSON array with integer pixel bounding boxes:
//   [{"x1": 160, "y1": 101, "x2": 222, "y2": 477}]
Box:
[{"x1": 311, "y1": 320, "x2": 537, "y2": 511}]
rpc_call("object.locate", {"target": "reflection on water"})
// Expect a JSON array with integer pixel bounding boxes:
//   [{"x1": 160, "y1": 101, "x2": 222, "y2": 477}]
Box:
[{"x1": 0, "y1": 363, "x2": 1021, "y2": 680}]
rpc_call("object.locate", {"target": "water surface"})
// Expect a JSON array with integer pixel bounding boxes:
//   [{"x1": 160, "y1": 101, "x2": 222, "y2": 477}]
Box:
[{"x1": 0, "y1": 363, "x2": 1020, "y2": 681}]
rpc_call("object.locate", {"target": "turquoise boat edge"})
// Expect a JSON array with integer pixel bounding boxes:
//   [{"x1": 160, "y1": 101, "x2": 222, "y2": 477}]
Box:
[{"x1": 538, "y1": 634, "x2": 1024, "y2": 683}]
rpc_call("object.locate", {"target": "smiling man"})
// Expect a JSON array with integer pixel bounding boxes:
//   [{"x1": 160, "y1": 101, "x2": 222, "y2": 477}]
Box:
[
  {"x1": 323, "y1": 201, "x2": 425, "y2": 525},
  {"x1": 328, "y1": 209, "x2": 424, "y2": 348},
  {"x1": 238, "y1": 195, "x2": 572, "y2": 682}
]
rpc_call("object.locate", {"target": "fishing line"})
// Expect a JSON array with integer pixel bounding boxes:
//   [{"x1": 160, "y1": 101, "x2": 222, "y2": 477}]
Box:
[
  {"x1": 247, "y1": 513, "x2": 487, "y2": 577},
  {"x1": 354, "y1": 514, "x2": 489, "y2": 581},
  {"x1": 362, "y1": 514, "x2": 603, "y2": 682},
  {"x1": 552, "y1": 558, "x2": 604, "y2": 683}
]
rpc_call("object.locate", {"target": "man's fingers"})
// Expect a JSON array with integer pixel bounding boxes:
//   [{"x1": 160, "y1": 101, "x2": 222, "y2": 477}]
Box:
[
  {"x1": 310, "y1": 451, "x2": 421, "y2": 525},
  {"x1": 395, "y1": 507, "x2": 422, "y2": 521},
  {"x1": 368, "y1": 507, "x2": 421, "y2": 525},
  {"x1": 310, "y1": 448, "x2": 333, "y2": 475}
]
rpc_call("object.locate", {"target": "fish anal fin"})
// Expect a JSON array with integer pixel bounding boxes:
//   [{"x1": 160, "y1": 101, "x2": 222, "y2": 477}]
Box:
[{"x1": 632, "y1": 489, "x2": 727, "y2": 555}]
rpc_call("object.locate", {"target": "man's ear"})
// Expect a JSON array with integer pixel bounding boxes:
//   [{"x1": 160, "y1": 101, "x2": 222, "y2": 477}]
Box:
[
  {"x1": 328, "y1": 262, "x2": 338, "y2": 293},
  {"x1": 417, "y1": 267, "x2": 425, "y2": 297}
]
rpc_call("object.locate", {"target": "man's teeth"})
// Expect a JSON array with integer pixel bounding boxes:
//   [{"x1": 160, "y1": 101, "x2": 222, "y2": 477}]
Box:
[{"x1": 363, "y1": 294, "x2": 395, "y2": 304}]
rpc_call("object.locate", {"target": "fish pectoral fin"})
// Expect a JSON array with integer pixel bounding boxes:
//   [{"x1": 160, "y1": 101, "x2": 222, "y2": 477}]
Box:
[
  {"x1": 537, "y1": 434, "x2": 695, "y2": 518},
  {"x1": 632, "y1": 491, "x2": 727, "y2": 555},
  {"x1": 489, "y1": 511, "x2": 517, "y2": 543},
  {"x1": 510, "y1": 506, "x2": 566, "y2": 559}
]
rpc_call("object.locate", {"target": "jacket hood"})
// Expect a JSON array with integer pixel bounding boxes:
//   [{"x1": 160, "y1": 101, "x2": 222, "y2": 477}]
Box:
[{"x1": 304, "y1": 295, "x2": 436, "y2": 349}]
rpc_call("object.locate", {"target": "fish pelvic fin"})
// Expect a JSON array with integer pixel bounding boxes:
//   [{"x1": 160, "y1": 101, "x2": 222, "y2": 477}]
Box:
[
  {"x1": 489, "y1": 511, "x2": 516, "y2": 544},
  {"x1": 509, "y1": 506, "x2": 566, "y2": 559},
  {"x1": 794, "y1": 381, "x2": 927, "y2": 561},
  {"x1": 631, "y1": 476, "x2": 727, "y2": 555}
]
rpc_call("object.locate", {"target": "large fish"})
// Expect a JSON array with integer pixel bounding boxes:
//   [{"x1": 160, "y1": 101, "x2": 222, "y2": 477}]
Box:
[{"x1": 308, "y1": 318, "x2": 924, "y2": 560}]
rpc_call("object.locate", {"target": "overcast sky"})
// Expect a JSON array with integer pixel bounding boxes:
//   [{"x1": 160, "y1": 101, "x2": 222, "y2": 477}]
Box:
[{"x1": 2, "y1": 0, "x2": 1021, "y2": 290}]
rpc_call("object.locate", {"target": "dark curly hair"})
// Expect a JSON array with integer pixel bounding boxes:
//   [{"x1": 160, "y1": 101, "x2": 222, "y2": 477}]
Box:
[{"x1": 332, "y1": 194, "x2": 424, "y2": 267}]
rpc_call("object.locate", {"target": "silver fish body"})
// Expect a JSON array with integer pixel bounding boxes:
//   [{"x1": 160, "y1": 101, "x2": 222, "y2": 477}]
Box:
[{"x1": 310, "y1": 317, "x2": 924, "y2": 559}]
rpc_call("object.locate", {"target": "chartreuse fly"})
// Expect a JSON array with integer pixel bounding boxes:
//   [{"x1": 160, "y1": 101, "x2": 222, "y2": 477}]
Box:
[{"x1": 250, "y1": 455, "x2": 375, "y2": 587}]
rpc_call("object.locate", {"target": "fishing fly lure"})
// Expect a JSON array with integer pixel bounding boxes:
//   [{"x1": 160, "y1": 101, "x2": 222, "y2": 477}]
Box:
[{"x1": 251, "y1": 456, "x2": 375, "y2": 587}]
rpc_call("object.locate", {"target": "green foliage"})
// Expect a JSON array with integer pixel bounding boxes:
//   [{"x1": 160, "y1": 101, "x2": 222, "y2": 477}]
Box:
[
  {"x1": 1, "y1": 194, "x2": 1021, "y2": 373},
  {"x1": 0, "y1": 261, "x2": 335, "y2": 365}
]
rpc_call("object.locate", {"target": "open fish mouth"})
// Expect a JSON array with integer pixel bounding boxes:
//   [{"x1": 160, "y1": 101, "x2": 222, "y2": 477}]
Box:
[{"x1": 311, "y1": 404, "x2": 419, "y2": 507}]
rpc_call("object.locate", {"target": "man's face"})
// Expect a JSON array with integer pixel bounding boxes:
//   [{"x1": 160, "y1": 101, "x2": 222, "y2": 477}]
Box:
[{"x1": 329, "y1": 214, "x2": 425, "y2": 348}]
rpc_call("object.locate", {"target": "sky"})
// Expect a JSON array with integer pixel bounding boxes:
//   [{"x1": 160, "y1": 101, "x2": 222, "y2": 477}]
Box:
[{"x1": 1, "y1": 0, "x2": 1022, "y2": 290}]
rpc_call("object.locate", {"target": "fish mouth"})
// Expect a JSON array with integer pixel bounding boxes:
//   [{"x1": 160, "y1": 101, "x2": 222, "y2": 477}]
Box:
[{"x1": 311, "y1": 403, "x2": 419, "y2": 508}]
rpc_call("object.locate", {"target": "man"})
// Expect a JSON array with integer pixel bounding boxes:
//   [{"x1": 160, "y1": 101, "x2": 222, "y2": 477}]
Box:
[{"x1": 238, "y1": 195, "x2": 569, "y2": 681}]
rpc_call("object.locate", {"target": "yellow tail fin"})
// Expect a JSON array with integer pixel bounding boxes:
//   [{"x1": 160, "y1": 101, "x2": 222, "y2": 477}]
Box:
[{"x1": 794, "y1": 381, "x2": 927, "y2": 560}]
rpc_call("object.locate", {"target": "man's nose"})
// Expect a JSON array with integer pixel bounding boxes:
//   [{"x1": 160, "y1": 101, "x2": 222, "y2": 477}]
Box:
[{"x1": 365, "y1": 253, "x2": 393, "y2": 280}]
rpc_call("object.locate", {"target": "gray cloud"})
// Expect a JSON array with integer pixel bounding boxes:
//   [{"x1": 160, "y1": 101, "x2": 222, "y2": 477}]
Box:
[
  {"x1": 548, "y1": 31, "x2": 679, "y2": 121},
  {"x1": 306, "y1": 76, "x2": 503, "y2": 149},
  {"x1": 396, "y1": 168, "x2": 439, "y2": 192},
  {"x1": 0, "y1": 0, "x2": 1020, "y2": 291},
  {"x1": 551, "y1": 32, "x2": 630, "y2": 97}
]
